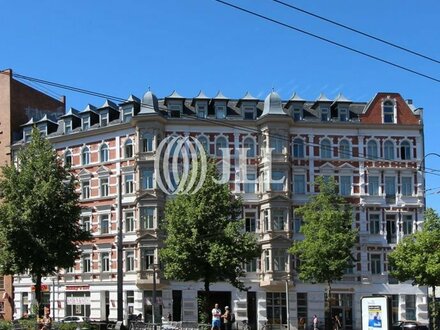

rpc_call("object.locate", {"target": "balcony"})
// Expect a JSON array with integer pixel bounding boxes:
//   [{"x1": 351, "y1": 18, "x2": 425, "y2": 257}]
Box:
[
  {"x1": 259, "y1": 271, "x2": 290, "y2": 288},
  {"x1": 136, "y1": 269, "x2": 168, "y2": 287},
  {"x1": 135, "y1": 151, "x2": 156, "y2": 163}
]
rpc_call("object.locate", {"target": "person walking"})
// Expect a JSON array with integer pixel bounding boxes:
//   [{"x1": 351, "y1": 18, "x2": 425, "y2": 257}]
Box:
[
  {"x1": 313, "y1": 315, "x2": 318, "y2": 330},
  {"x1": 211, "y1": 303, "x2": 222, "y2": 330},
  {"x1": 333, "y1": 315, "x2": 341, "y2": 330},
  {"x1": 222, "y1": 306, "x2": 232, "y2": 330}
]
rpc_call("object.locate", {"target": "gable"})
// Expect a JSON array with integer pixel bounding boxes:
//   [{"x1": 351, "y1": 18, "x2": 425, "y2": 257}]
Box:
[{"x1": 360, "y1": 93, "x2": 420, "y2": 125}]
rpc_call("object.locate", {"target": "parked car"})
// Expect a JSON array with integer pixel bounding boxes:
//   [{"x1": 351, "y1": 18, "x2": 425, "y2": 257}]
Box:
[
  {"x1": 392, "y1": 320, "x2": 429, "y2": 330},
  {"x1": 61, "y1": 316, "x2": 89, "y2": 323}
]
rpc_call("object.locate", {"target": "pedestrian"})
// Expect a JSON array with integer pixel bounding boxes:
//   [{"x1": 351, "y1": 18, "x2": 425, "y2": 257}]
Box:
[
  {"x1": 40, "y1": 311, "x2": 52, "y2": 330},
  {"x1": 211, "y1": 303, "x2": 221, "y2": 330},
  {"x1": 222, "y1": 306, "x2": 232, "y2": 330},
  {"x1": 333, "y1": 315, "x2": 341, "y2": 330},
  {"x1": 313, "y1": 315, "x2": 318, "y2": 330}
]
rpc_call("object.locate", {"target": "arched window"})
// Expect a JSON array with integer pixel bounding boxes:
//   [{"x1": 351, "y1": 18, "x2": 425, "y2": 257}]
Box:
[
  {"x1": 82, "y1": 147, "x2": 90, "y2": 165},
  {"x1": 65, "y1": 150, "x2": 72, "y2": 167},
  {"x1": 243, "y1": 137, "x2": 255, "y2": 157},
  {"x1": 197, "y1": 136, "x2": 209, "y2": 154},
  {"x1": 339, "y1": 140, "x2": 351, "y2": 159},
  {"x1": 384, "y1": 140, "x2": 395, "y2": 160},
  {"x1": 320, "y1": 139, "x2": 332, "y2": 159},
  {"x1": 367, "y1": 140, "x2": 378, "y2": 159},
  {"x1": 142, "y1": 133, "x2": 154, "y2": 152},
  {"x1": 293, "y1": 138, "x2": 304, "y2": 158},
  {"x1": 400, "y1": 141, "x2": 411, "y2": 160},
  {"x1": 216, "y1": 137, "x2": 228, "y2": 156},
  {"x1": 383, "y1": 100, "x2": 394, "y2": 123},
  {"x1": 124, "y1": 139, "x2": 133, "y2": 158},
  {"x1": 100, "y1": 144, "x2": 109, "y2": 162}
]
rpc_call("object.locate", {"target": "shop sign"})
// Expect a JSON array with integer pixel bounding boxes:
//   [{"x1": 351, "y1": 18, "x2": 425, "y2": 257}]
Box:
[
  {"x1": 65, "y1": 285, "x2": 90, "y2": 291},
  {"x1": 66, "y1": 296, "x2": 91, "y2": 305},
  {"x1": 31, "y1": 285, "x2": 49, "y2": 292}
]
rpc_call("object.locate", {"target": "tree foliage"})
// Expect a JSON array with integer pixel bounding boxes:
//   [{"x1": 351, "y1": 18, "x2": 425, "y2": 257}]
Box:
[
  {"x1": 289, "y1": 177, "x2": 357, "y2": 284},
  {"x1": 389, "y1": 208, "x2": 440, "y2": 330},
  {"x1": 160, "y1": 159, "x2": 261, "y2": 291},
  {"x1": 289, "y1": 177, "x2": 357, "y2": 329},
  {"x1": 0, "y1": 128, "x2": 91, "y2": 313}
]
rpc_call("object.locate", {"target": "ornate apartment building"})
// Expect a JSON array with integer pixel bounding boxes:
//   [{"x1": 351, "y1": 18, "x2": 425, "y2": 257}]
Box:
[{"x1": 10, "y1": 88, "x2": 427, "y2": 330}]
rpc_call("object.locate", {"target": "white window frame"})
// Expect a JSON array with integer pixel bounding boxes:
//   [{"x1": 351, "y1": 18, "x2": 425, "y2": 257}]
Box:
[
  {"x1": 125, "y1": 174, "x2": 134, "y2": 194},
  {"x1": 100, "y1": 144, "x2": 109, "y2": 163},
  {"x1": 101, "y1": 252, "x2": 110, "y2": 272},
  {"x1": 101, "y1": 214, "x2": 110, "y2": 234},
  {"x1": 125, "y1": 211, "x2": 135, "y2": 232},
  {"x1": 100, "y1": 177, "x2": 109, "y2": 197},
  {"x1": 125, "y1": 251, "x2": 135, "y2": 272},
  {"x1": 367, "y1": 140, "x2": 378, "y2": 160},
  {"x1": 401, "y1": 176, "x2": 413, "y2": 196},
  {"x1": 383, "y1": 100, "x2": 395, "y2": 123},
  {"x1": 293, "y1": 138, "x2": 305, "y2": 158},
  {"x1": 384, "y1": 140, "x2": 395, "y2": 160},
  {"x1": 320, "y1": 139, "x2": 332, "y2": 159},
  {"x1": 339, "y1": 175, "x2": 352, "y2": 196},
  {"x1": 125, "y1": 139, "x2": 133, "y2": 158}
]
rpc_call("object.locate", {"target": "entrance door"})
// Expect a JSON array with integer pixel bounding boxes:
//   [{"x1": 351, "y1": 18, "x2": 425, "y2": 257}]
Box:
[{"x1": 332, "y1": 307, "x2": 353, "y2": 330}]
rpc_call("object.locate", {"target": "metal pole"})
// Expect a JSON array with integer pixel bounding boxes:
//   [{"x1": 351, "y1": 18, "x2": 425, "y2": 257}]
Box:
[
  {"x1": 285, "y1": 277, "x2": 290, "y2": 330},
  {"x1": 152, "y1": 265, "x2": 157, "y2": 326},
  {"x1": 52, "y1": 278, "x2": 55, "y2": 321},
  {"x1": 117, "y1": 173, "x2": 123, "y2": 321}
]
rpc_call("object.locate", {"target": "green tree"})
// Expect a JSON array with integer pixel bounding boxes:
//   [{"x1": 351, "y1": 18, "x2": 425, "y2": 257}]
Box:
[
  {"x1": 160, "y1": 159, "x2": 261, "y2": 292},
  {"x1": 289, "y1": 177, "x2": 357, "y2": 330},
  {"x1": 0, "y1": 128, "x2": 91, "y2": 316},
  {"x1": 389, "y1": 208, "x2": 440, "y2": 330}
]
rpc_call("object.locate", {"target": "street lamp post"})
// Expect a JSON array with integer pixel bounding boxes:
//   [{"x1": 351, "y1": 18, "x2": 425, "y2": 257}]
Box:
[
  {"x1": 285, "y1": 275, "x2": 291, "y2": 330},
  {"x1": 117, "y1": 173, "x2": 123, "y2": 322},
  {"x1": 151, "y1": 264, "x2": 158, "y2": 329}
]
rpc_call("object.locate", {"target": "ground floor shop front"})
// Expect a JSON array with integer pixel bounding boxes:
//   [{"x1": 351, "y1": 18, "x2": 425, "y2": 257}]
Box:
[{"x1": 13, "y1": 278, "x2": 428, "y2": 329}]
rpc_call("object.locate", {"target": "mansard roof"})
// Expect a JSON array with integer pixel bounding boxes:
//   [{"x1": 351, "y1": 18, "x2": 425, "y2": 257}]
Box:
[{"x1": 60, "y1": 107, "x2": 80, "y2": 118}]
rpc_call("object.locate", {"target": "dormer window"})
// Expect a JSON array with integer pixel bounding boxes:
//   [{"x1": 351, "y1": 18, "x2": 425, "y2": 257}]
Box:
[
  {"x1": 321, "y1": 108, "x2": 329, "y2": 121},
  {"x1": 216, "y1": 105, "x2": 226, "y2": 119},
  {"x1": 101, "y1": 112, "x2": 108, "y2": 127},
  {"x1": 24, "y1": 129, "x2": 32, "y2": 142},
  {"x1": 196, "y1": 104, "x2": 206, "y2": 118},
  {"x1": 82, "y1": 116, "x2": 90, "y2": 130},
  {"x1": 383, "y1": 100, "x2": 395, "y2": 123},
  {"x1": 123, "y1": 107, "x2": 133, "y2": 123},
  {"x1": 244, "y1": 106, "x2": 255, "y2": 120},
  {"x1": 64, "y1": 120, "x2": 72, "y2": 134},
  {"x1": 36, "y1": 124, "x2": 47, "y2": 136},
  {"x1": 293, "y1": 108, "x2": 302, "y2": 121},
  {"x1": 169, "y1": 104, "x2": 182, "y2": 118},
  {"x1": 339, "y1": 108, "x2": 348, "y2": 122}
]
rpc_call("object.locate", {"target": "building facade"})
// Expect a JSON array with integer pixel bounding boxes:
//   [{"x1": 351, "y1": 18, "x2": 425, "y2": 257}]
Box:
[
  {"x1": 0, "y1": 69, "x2": 65, "y2": 320},
  {"x1": 11, "y1": 88, "x2": 427, "y2": 329}
]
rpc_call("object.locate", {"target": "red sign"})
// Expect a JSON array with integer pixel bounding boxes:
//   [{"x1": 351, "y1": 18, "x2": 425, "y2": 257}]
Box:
[
  {"x1": 31, "y1": 285, "x2": 49, "y2": 292},
  {"x1": 65, "y1": 285, "x2": 90, "y2": 291}
]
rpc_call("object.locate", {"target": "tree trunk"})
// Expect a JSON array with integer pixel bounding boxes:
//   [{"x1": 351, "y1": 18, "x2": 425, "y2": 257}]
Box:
[
  {"x1": 327, "y1": 281, "x2": 332, "y2": 330},
  {"x1": 433, "y1": 286, "x2": 438, "y2": 330},
  {"x1": 204, "y1": 279, "x2": 210, "y2": 292},
  {"x1": 35, "y1": 273, "x2": 43, "y2": 317}
]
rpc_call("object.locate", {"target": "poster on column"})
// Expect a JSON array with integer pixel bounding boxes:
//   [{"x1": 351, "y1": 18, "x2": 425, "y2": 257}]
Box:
[{"x1": 361, "y1": 296, "x2": 390, "y2": 330}]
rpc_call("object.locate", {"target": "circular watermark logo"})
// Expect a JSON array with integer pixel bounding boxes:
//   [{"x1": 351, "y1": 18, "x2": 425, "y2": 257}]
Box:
[{"x1": 154, "y1": 136, "x2": 207, "y2": 195}]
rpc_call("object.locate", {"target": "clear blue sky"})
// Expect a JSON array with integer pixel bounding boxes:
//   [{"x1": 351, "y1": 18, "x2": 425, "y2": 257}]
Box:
[{"x1": 2, "y1": 0, "x2": 440, "y2": 210}]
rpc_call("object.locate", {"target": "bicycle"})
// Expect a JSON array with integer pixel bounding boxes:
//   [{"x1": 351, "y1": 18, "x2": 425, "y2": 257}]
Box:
[{"x1": 240, "y1": 320, "x2": 251, "y2": 330}]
